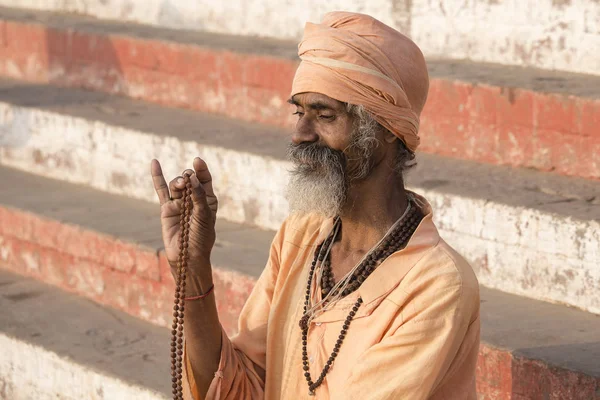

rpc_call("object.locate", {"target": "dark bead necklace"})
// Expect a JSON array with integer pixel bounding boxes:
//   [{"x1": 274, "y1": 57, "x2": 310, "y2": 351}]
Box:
[
  {"x1": 300, "y1": 202, "x2": 423, "y2": 396},
  {"x1": 320, "y1": 204, "x2": 421, "y2": 299}
]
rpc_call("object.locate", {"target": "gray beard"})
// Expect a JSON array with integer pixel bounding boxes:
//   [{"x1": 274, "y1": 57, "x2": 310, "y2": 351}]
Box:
[
  {"x1": 285, "y1": 145, "x2": 347, "y2": 218},
  {"x1": 285, "y1": 132, "x2": 378, "y2": 218}
]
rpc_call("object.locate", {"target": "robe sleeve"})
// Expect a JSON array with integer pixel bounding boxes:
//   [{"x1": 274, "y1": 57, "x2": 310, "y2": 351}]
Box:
[
  {"x1": 182, "y1": 219, "x2": 286, "y2": 400},
  {"x1": 333, "y1": 250, "x2": 480, "y2": 400}
]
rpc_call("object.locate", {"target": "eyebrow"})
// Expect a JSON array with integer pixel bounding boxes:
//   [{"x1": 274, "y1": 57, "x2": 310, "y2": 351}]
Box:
[{"x1": 287, "y1": 98, "x2": 336, "y2": 111}]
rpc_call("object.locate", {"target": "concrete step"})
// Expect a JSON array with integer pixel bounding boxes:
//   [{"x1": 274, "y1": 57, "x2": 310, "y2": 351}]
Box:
[
  {"x1": 2, "y1": 263, "x2": 600, "y2": 398},
  {"x1": 0, "y1": 269, "x2": 171, "y2": 399},
  {"x1": 0, "y1": 0, "x2": 597, "y2": 76},
  {"x1": 0, "y1": 81, "x2": 598, "y2": 314},
  {"x1": 0, "y1": 6, "x2": 598, "y2": 178}
]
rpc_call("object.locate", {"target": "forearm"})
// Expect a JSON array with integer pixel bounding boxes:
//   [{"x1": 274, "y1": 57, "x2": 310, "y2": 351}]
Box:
[
  {"x1": 184, "y1": 265, "x2": 223, "y2": 398},
  {"x1": 180, "y1": 236, "x2": 280, "y2": 400}
]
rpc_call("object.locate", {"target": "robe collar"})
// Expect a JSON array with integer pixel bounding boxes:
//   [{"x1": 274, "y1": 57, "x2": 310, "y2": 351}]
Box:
[{"x1": 310, "y1": 191, "x2": 440, "y2": 323}]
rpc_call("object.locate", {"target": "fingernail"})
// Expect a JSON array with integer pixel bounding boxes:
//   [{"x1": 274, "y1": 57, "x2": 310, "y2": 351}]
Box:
[{"x1": 177, "y1": 178, "x2": 183, "y2": 184}]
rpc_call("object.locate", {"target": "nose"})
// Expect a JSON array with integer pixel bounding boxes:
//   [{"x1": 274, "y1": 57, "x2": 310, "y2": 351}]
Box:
[{"x1": 291, "y1": 116, "x2": 319, "y2": 145}]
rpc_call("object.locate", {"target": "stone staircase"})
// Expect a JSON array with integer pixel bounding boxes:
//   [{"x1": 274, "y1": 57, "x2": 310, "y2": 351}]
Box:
[{"x1": 0, "y1": 5, "x2": 598, "y2": 400}]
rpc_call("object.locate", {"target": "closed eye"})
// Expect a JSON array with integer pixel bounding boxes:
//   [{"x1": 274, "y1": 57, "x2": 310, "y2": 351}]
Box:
[{"x1": 319, "y1": 115, "x2": 335, "y2": 121}]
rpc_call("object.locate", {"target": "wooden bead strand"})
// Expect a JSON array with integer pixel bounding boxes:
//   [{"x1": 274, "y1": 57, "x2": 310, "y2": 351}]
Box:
[{"x1": 171, "y1": 173, "x2": 193, "y2": 400}]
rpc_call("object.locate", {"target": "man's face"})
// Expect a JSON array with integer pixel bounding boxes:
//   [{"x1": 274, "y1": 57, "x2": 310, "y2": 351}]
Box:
[
  {"x1": 286, "y1": 92, "x2": 382, "y2": 217},
  {"x1": 289, "y1": 92, "x2": 356, "y2": 155}
]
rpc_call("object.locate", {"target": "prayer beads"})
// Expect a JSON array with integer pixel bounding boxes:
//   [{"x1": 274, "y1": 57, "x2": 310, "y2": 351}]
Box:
[{"x1": 171, "y1": 173, "x2": 193, "y2": 400}]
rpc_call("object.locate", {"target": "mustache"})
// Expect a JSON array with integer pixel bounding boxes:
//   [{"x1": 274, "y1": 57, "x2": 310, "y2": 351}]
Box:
[{"x1": 287, "y1": 142, "x2": 346, "y2": 170}]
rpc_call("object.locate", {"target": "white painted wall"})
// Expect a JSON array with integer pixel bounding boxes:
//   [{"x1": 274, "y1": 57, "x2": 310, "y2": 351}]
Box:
[
  {"x1": 410, "y1": 0, "x2": 600, "y2": 77},
  {"x1": 1, "y1": 0, "x2": 598, "y2": 75},
  {"x1": 0, "y1": 0, "x2": 408, "y2": 36}
]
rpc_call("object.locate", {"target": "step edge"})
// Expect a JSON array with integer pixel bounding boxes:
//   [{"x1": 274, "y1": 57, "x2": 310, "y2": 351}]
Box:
[{"x1": 0, "y1": 331, "x2": 169, "y2": 399}]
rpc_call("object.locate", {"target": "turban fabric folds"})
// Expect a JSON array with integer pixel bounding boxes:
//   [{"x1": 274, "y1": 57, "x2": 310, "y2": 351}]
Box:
[{"x1": 291, "y1": 12, "x2": 429, "y2": 152}]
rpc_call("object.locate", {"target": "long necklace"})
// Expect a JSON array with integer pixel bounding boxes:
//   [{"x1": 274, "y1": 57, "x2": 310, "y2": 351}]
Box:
[
  {"x1": 300, "y1": 201, "x2": 423, "y2": 396},
  {"x1": 320, "y1": 200, "x2": 416, "y2": 300},
  {"x1": 305, "y1": 197, "x2": 416, "y2": 323}
]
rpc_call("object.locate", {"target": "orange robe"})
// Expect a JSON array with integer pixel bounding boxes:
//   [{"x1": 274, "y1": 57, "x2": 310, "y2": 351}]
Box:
[{"x1": 184, "y1": 194, "x2": 480, "y2": 399}]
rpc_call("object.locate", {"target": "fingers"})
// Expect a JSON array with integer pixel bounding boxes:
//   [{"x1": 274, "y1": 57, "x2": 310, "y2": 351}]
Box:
[
  {"x1": 152, "y1": 158, "x2": 214, "y2": 207},
  {"x1": 193, "y1": 157, "x2": 215, "y2": 196},
  {"x1": 169, "y1": 169, "x2": 195, "y2": 200},
  {"x1": 151, "y1": 159, "x2": 170, "y2": 205},
  {"x1": 168, "y1": 177, "x2": 185, "y2": 200},
  {"x1": 193, "y1": 157, "x2": 212, "y2": 183},
  {"x1": 189, "y1": 173, "x2": 209, "y2": 206}
]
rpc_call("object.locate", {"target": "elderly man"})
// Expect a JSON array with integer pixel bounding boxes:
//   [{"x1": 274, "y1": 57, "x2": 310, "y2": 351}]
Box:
[{"x1": 151, "y1": 11, "x2": 480, "y2": 400}]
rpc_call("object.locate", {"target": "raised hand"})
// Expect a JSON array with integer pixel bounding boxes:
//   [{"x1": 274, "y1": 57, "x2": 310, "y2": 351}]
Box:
[{"x1": 151, "y1": 157, "x2": 218, "y2": 282}]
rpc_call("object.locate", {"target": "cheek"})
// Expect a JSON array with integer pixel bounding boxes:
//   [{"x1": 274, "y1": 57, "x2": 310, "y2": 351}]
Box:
[{"x1": 319, "y1": 119, "x2": 354, "y2": 151}]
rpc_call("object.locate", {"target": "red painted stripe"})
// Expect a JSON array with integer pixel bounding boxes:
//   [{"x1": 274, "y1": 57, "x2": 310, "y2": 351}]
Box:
[
  {"x1": 0, "y1": 205, "x2": 252, "y2": 335},
  {"x1": 0, "y1": 20, "x2": 597, "y2": 179}
]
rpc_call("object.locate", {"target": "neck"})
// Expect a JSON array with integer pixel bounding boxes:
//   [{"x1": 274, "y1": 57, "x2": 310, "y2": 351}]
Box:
[{"x1": 337, "y1": 168, "x2": 409, "y2": 254}]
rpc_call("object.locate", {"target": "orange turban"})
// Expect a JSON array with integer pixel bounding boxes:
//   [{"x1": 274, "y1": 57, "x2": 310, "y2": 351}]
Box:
[{"x1": 291, "y1": 12, "x2": 429, "y2": 152}]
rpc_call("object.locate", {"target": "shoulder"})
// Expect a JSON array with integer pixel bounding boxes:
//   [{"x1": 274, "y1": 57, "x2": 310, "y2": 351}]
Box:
[
  {"x1": 397, "y1": 238, "x2": 479, "y2": 297},
  {"x1": 393, "y1": 239, "x2": 480, "y2": 324},
  {"x1": 431, "y1": 239, "x2": 479, "y2": 295}
]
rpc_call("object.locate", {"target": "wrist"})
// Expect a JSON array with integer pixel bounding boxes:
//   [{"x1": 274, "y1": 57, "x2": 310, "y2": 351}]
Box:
[
  {"x1": 184, "y1": 284, "x2": 215, "y2": 301},
  {"x1": 185, "y1": 266, "x2": 213, "y2": 297}
]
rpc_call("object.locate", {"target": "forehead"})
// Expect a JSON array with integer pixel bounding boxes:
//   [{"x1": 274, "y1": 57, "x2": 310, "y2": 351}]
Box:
[{"x1": 290, "y1": 92, "x2": 346, "y2": 110}]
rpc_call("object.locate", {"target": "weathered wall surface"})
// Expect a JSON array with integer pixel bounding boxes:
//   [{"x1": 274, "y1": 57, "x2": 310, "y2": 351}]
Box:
[
  {"x1": 1, "y1": 0, "x2": 598, "y2": 75},
  {"x1": 410, "y1": 0, "x2": 600, "y2": 77}
]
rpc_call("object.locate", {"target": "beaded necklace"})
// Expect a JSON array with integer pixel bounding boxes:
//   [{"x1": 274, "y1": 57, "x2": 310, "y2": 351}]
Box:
[{"x1": 299, "y1": 198, "x2": 423, "y2": 395}]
